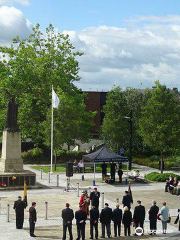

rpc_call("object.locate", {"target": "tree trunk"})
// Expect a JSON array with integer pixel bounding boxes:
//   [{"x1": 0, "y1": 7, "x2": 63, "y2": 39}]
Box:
[
  {"x1": 160, "y1": 151, "x2": 163, "y2": 174},
  {"x1": 54, "y1": 153, "x2": 57, "y2": 171},
  {"x1": 116, "y1": 143, "x2": 119, "y2": 154}
]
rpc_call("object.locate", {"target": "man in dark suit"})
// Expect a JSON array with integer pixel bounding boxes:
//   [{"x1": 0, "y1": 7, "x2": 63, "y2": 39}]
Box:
[
  {"x1": 112, "y1": 203, "x2": 122, "y2": 237},
  {"x1": 148, "y1": 201, "x2": 159, "y2": 235},
  {"x1": 90, "y1": 188, "x2": 100, "y2": 209},
  {"x1": 90, "y1": 205, "x2": 99, "y2": 239},
  {"x1": 133, "y1": 200, "x2": 145, "y2": 233},
  {"x1": 75, "y1": 205, "x2": 87, "y2": 240},
  {"x1": 101, "y1": 162, "x2": 107, "y2": 181},
  {"x1": 13, "y1": 196, "x2": 27, "y2": 229},
  {"x1": 122, "y1": 191, "x2": 133, "y2": 210},
  {"x1": 62, "y1": 203, "x2": 74, "y2": 240},
  {"x1": 110, "y1": 162, "x2": 117, "y2": 182},
  {"x1": 100, "y1": 203, "x2": 112, "y2": 238},
  {"x1": 29, "y1": 202, "x2": 37, "y2": 237}
]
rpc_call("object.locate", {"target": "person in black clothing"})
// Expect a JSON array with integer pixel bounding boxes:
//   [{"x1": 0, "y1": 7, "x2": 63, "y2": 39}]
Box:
[
  {"x1": 117, "y1": 168, "x2": 123, "y2": 183},
  {"x1": 13, "y1": 196, "x2": 27, "y2": 229},
  {"x1": 112, "y1": 203, "x2": 122, "y2": 237},
  {"x1": 122, "y1": 206, "x2": 132, "y2": 236},
  {"x1": 90, "y1": 205, "x2": 99, "y2": 239},
  {"x1": 133, "y1": 200, "x2": 146, "y2": 233},
  {"x1": 148, "y1": 201, "x2": 159, "y2": 235},
  {"x1": 122, "y1": 191, "x2": 133, "y2": 210},
  {"x1": 110, "y1": 162, "x2": 117, "y2": 182},
  {"x1": 100, "y1": 203, "x2": 112, "y2": 238},
  {"x1": 101, "y1": 162, "x2": 107, "y2": 181},
  {"x1": 90, "y1": 188, "x2": 100, "y2": 209},
  {"x1": 62, "y1": 203, "x2": 74, "y2": 240},
  {"x1": 174, "y1": 209, "x2": 180, "y2": 231},
  {"x1": 75, "y1": 205, "x2": 87, "y2": 240},
  {"x1": 29, "y1": 202, "x2": 37, "y2": 237}
]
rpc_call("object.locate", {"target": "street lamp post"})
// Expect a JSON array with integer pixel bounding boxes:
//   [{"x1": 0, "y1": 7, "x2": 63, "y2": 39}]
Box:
[
  {"x1": 124, "y1": 110, "x2": 133, "y2": 170},
  {"x1": 129, "y1": 110, "x2": 133, "y2": 171}
]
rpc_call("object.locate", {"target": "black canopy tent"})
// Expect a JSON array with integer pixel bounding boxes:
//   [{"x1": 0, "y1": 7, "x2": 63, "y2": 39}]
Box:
[{"x1": 83, "y1": 145, "x2": 129, "y2": 179}]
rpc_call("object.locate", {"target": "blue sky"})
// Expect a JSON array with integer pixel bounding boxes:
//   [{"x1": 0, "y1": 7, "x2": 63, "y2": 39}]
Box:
[
  {"x1": 1, "y1": 0, "x2": 180, "y2": 90},
  {"x1": 15, "y1": 0, "x2": 180, "y2": 31}
]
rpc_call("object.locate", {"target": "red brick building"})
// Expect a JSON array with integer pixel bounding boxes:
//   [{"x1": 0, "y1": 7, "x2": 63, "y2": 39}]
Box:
[{"x1": 84, "y1": 91, "x2": 107, "y2": 138}]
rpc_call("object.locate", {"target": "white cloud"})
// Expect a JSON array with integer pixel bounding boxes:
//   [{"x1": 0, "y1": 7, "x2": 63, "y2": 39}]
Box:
[
  {"x1": 1, "y1": 9, "x2": 180, "y2": 91},
  {"x1": 0, "y1": 6, "x2": 31, "y2": 44},
  {"x1": 127, "y1": 15, "x2": 180, "y2": 24},
  {"x1": 64, "y1": 18, "x2": 180, "y2": 90},
  {"x1": 0, "y1": 0, "x2": 30, "y2": 6}
]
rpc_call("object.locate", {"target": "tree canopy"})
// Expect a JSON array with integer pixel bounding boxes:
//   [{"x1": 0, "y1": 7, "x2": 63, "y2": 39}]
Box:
[
  {"x1": 101, "y1": 87, "x2": 150, "y2": 153},
  {"x1": 0, "y1": 24, "x2": 94, "y2": 147},
  {"x1": 139, "y1": 81, "x2": 180, "y2": 156}
]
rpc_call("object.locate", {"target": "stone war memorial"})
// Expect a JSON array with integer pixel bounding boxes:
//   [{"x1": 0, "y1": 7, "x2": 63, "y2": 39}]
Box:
[{"x1": 0, "y1": 95, "x2": 36, "y2": 187}]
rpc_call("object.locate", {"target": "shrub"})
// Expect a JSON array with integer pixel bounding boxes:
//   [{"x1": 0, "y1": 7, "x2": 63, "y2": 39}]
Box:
[
  {"x1": 133, "y1": 157, "x2": 175, "y2": 170},
  {"x1": 22, "y1": 148, "x2": 86, "y2": 164},
  {"x1": 145, "y1": 172, "x2": 180, "y2": 182},
  {"x1": 56, "y1": 150, "x2": 86, "y2": 163},
  {"x1": 150, "y1": 155, "x2": 160, "y2": 162},
  {"x1": 22, "y1": 147, "x2": 44, "y2": 163}
]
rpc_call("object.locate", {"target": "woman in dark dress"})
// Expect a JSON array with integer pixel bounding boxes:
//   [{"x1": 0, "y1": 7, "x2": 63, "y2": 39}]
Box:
[{"x1": 122, "y1": 206, "x2": 132, "y2": 236}]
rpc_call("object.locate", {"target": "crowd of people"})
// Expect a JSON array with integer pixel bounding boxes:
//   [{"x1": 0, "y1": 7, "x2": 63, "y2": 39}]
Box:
[
  {"x1": 13, "y1": 186, "x2": 180, "y2": 239},
  {"x1": 165, "y1": 175, "x2": 180, "y2": 195},
  {"x1": 61, "y1": 188, "x2": 177, "y2": 240}
]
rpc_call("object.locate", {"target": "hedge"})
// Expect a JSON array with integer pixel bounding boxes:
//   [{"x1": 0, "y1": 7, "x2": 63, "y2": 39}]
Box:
[
  {"x1": 22, "y1": 148, "x2": 86, "y2": 164},
  {"x1": 145, "y1": 172, "x2": 180, "y2": 182},
  {"x1": 133, "y1": 157, "x2": 175, "y2": 170}
]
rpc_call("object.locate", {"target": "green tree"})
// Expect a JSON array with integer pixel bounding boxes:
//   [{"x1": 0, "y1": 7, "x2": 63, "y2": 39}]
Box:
[
  {"x1": 139, "y1": 81, "x2": 180, "y2": 173},
  {"x1": 101, "y1": 87, "x2": 151, "y2": 155},
  {"x1": 42, "y1": 91, "x2": 95, "y2": 152},
  {"x1": 0, "y1": 24, "x2": 93, "y2": 146},
  {"x1": 124, "y1": 87, "x2": 151, "y2": 153},
  {"x1": 101, "y1": 87, "x2": 129, "y2": 151}
]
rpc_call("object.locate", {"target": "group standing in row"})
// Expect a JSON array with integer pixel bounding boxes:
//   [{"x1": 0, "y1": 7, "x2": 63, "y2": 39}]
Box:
[{"x1": 13, "y1": 187, "x2": 180, "y2": 239}]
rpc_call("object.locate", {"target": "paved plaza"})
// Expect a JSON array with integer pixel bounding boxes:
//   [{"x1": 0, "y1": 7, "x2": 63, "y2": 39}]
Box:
[{"x1": 1, "y1": 164, "x2": 180, "y2": 240}]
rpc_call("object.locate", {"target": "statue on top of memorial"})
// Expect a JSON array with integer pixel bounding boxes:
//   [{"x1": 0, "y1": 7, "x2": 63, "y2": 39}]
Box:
[{"x1": 6, "y1": 95, "x2": 19, "y2": 132}]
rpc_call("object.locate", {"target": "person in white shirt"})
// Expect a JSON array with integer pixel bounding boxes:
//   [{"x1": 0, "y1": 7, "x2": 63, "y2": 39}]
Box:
[
  {"x1": 160, "y1": 202, "x2": 170, "y2": 234},
  {"x1": 78, "y1": 160, "x2": 84, "y2": 173}
]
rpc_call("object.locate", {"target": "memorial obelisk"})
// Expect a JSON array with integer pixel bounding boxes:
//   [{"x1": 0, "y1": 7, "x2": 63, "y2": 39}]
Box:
[
  {"x1": 0, "y1": 95, "x2": 23, "y2": 172},
  {"x1": 0, "y1": 95, "x2": 36, "y2": 187}
]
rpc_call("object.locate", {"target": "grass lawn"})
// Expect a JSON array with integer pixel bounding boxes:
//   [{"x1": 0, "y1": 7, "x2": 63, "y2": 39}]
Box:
[{"x1": 31, "y1": 164, "x2": 136, "y2": 173}]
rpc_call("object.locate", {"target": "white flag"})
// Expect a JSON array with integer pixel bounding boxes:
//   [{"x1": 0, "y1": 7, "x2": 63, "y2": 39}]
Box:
[{"x1": 52, "y1": 89, "x2": 60, "y2": 108}]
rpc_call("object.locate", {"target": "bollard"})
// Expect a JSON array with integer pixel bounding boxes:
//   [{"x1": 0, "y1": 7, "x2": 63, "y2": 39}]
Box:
[
  {"x1": 116, "y1": 198, "x2": 119, "y2": 203},
  {"x1": 101, "y1": 192, "x2": 104, "y2": 209},
  {"x1": 7, "y1": 204, "x2": 10, "y2": 222},
  {"x1": 77, "y1": 183, "x2": 79, "y2": 197},
  {"x1": 40, "y1": 168, "x2": 43, "y2": 180},
  {"x1": 48, "y1": 171, "x2": 51, "y2": 183},
  {"x1": 45, "y1": 202, "x2": 48, "y2": 220},
  {"x1": 125, "y1": 178, "x2": 128, "y2": 185},
  {"x1": 66, "y1": 178, "x2": 69, "y2": 192},
  {"x1": 57, "y1": 175, "x2": 59, "y2": 187},
  {"x1": 93, "y1": 180, "x2": 95, "y2": 186},
  {"x1": 82, "y1": 175, "x2": 84, "y2": 181}
]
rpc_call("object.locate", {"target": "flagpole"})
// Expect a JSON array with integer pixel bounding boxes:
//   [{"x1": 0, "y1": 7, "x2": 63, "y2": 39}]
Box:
[{"x1": 50, "y1": 85, "x2": 53, "y2": 173}]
